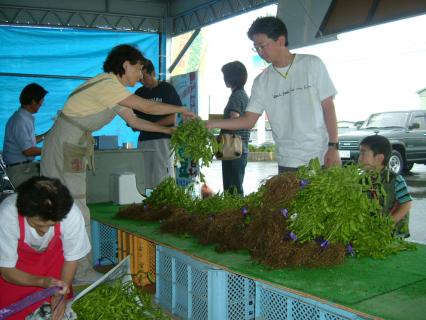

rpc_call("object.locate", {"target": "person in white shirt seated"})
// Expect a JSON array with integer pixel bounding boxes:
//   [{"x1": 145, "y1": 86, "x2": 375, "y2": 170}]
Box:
[{"x1": 0, "y1": 176, "x2": 91, "y2": 320}]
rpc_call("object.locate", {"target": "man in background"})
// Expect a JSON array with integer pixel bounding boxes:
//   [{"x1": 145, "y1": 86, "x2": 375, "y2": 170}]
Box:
[
  {"x1": 3, "y1": 83, "x2": 49, "y2": 188},
  {"x1": 134, "y1": 59, "x2": 182, "y2": 191}
]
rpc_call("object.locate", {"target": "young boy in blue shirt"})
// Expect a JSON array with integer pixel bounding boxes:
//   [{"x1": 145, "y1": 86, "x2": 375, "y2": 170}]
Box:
[{"x1": 358, "y1": 135, "x2": 412, "y2": 237}]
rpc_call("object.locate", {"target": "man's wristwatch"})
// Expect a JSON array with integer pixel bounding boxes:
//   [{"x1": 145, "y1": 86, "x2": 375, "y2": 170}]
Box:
[{"x1": 328, "y1": 142, "x2": 339, "y2": 150}]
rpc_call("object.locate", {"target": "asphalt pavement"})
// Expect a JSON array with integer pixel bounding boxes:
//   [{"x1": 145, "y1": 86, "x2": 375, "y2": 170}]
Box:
[{"x1": 202, "y1": 161, "x2": 426, "y2": 244}]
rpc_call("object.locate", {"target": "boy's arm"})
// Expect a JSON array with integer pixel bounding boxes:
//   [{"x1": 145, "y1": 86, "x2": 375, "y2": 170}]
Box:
[
  {"x1": 390, "y1": 201, "x2": 412, "y2": 224},
  {"x1": 390, "y1": 174, "x2": 412, "y2": 224}
]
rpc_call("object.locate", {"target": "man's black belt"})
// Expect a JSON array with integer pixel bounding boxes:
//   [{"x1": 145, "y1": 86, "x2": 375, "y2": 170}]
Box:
[{"x1": 7, "y1": 160, "x2": 32, "y2": 167}]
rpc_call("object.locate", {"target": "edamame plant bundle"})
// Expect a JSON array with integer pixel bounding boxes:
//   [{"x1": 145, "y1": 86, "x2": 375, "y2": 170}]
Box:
[
  {"x1": 144, "y1": 177, "x2": 193, "y2": 209},
  {"x1": 171, "y1": 118, "x2": 219, "y2": 171},
  {"x1": 289, "y1": 160, "x2": 414, "y2": 258},
  {"x1": 72, "y1": 279, "x2": 171, "y2": 319},
  {"x1": 143, "y1": 177, "x2": 262, "y2": 214}
]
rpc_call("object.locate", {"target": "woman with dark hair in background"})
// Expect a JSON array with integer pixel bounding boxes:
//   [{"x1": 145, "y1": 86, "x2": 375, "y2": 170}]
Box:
[
  {"x1": 40, "y1": 44, "x2": 195, "y2": 283},
  {"x1": 220, "y1": 61, "x2": 250, "y2": 195}
]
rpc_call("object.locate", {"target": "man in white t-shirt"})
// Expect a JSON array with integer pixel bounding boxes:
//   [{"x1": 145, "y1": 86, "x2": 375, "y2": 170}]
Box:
[
  {"x1": 0, "y1": 176, "x2": 90, "y2": 320},
  {"x1": 207, "y1": 16, "x2": 341, "y2": 173}
]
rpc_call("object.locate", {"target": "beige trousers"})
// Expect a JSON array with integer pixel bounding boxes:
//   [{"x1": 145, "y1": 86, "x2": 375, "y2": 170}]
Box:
[{"x1": 6, "y1": 162, "x2": 40, "y2": 188}]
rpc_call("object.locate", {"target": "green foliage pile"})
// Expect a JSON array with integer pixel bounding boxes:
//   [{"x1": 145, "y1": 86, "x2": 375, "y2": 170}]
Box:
[
  {"x1": 290, "y1": 160, "x2": 414, "y2": 258},
  {"x1": 189, "y1": 191, "x2": 244, "y2": 214},
  {"x1": 144, "y1": 177, "x2": 265, "y2": 215},
  {"x1": 171, "y1": 118, "x2": 219, "y2": 168},
  {"x1": 141, "y1": 159, "x2": 413, "y2": 261},
  {"x1": 73, "y1": 279, "x2": 170, "y2": 319},
  {"x1": 144, "y1": 177, "x2": 193, "y2": 209},
  {"x1": 189, "y1": 186, "x2": 265, "y2": 214}
]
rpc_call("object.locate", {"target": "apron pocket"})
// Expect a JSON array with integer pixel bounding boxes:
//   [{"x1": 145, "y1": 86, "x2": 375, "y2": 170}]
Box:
[{"x1": 63, "y1": 142, "x2": 87, "y2": 173}]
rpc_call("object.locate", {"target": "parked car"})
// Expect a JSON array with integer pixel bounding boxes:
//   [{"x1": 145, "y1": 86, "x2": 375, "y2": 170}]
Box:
[
  {"x1": 338, "y1": 110, "x2": 426, "y2": 174},
  {"x1": 337, "y1": 121, "x2": 356, "y2": 133}
]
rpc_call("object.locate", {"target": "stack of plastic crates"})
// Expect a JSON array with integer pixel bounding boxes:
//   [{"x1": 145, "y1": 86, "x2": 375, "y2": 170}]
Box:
[
  {"x1": 156, "y1": 245, "x2": 255, "y2": 320},
  {"x1": 91, "y1": 220, "x2": 118, "y2": 266},
  {"x1": 117, "y1": 230, "x2": 156, "y2": 286},
  {"x1": 255, "y1": 281, "x2": 369, "y2": 320}
]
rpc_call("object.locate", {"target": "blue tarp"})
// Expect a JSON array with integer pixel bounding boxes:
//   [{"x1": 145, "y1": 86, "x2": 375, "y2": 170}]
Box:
[{"x1": 0, "y1": 26, "x2": 159, "y2": 149}]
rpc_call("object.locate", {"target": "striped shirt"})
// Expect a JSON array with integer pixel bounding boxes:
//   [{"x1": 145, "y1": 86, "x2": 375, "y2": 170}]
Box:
[
  {"x1": 393, "y1": 174, "x2": 412, "y2": 237},
  {"x1": 395, "y1": 175, "x2": 412, "y2": 204}
]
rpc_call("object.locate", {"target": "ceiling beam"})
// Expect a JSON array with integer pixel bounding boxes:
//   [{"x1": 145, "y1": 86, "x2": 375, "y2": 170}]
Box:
[
  {"x1": 0, "y1": 1, "x2": 277, "y2": 34},
  {"x1": 170, "y1": 0, "x2": 276, "y2": 35},
  {"x1": 0, "y1": 4, "x2": 163, "y2": 32}
]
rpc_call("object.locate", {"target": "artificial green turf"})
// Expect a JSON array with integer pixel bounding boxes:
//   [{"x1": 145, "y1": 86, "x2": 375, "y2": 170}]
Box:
[
  {"x1": 89, "y1": 203, "x2": 426, "y2": 319},
  {"x1": 352, "y1": 279, "x2": 426, "y2": 320}
]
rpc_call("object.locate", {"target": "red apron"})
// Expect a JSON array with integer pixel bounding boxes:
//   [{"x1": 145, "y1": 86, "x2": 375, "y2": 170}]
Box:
[{"x1": 0, "y1": 214, "x2": 68, "y2": 319}]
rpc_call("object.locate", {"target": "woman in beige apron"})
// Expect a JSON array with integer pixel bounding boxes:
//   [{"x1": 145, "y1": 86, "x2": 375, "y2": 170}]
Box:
[{"x1": 40, "y1": 44, "x2": 194, "y2": 282}]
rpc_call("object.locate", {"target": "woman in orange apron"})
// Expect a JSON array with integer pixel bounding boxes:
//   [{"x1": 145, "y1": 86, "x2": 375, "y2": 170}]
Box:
[
  {"x1": 40, "y1": 44, "x2": 195, "y2": 282},
  {"x1": 0, "y1": 176, "x2": 90, "y2": 319}
]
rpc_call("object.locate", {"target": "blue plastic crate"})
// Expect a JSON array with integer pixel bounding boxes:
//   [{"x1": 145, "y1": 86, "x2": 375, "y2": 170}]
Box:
[
  {"x1": 91, "y1": 220, "x2": 118, "y2": 266},
  {"x1": 156, "y1": 245, "x2": 255, "y2": 320},
  {"x1": 255, "y1": 281, "x2": 370, "y2": 320}
]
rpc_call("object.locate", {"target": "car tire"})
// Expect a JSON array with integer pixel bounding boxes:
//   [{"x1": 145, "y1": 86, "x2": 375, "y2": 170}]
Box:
[{"x1": 388, "y1": 150, "x2": 403, "y2": 175}]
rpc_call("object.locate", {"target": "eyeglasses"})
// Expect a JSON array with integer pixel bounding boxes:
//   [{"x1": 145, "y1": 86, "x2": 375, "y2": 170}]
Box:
[{"x1": 252, "y1": 39, "x2": 276, "y2": 53}]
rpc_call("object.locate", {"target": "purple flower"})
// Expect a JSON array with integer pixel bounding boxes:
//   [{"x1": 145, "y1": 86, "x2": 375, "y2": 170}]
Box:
[
  {"x1": 347, "y1": 244, "x2": 355, "y2": 256},
  {"x1": 280, "y1": 208, "x2": 289, "y2": 218},
  {"x1": 299, "y1": 179, "x2": 310, "y2": 189},
  {"x1": 143, "y1": 204, "x2": 148, "y2": 210},
  {"x1": 320, "y1": 240, "x2": 329, "y2": 248},
  {"x1": 241, "y1": 207, "x2": 248, "y2": 217},
  {"x1": 289, "y1": 232, "x2": 298, "y2": 241}
]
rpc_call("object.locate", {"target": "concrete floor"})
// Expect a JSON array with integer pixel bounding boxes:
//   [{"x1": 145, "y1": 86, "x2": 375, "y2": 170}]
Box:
[{"x1": 202, "y1": 161, "x2": 426, "y2": 244}]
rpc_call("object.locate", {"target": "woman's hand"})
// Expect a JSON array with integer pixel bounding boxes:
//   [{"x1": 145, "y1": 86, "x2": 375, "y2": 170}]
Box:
[
  {"x1": 39, "y1": 277, "x2": 69, "y2": 320},
  {"x1": 164, "y1": 127, "x2": 177, "y2": 135},
  {"x1": 180, "y1": 108, "x2": 196, "y2": 119},
  {"x1": 51, "y1": 294, "x2": 66, "y2": 320},
  {"x1": 42, "y1": 277, "x2": 69, "y2": 295},
  {"x1": 48, "y1": 279, "x2": 69, "y2": 320}
]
